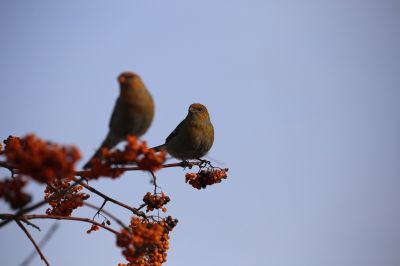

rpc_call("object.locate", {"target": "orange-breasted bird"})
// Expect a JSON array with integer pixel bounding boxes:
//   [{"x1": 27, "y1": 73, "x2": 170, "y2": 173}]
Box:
[
  {"x1": 152, "y1": 103, "x2": 214, "y2": 160},
  {"x1": 83, "y1": 72, "x2": 154, "y2": 169}
]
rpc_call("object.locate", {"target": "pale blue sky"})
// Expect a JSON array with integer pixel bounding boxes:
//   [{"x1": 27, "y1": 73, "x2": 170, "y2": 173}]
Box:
[{"x1": 1, "y1": 1, "x2": 400, "y2": 265}]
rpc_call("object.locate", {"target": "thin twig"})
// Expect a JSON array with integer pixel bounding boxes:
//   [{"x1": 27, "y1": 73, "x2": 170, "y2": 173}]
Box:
[
  {"x1": 15, "y1": 220, "x2": 50, "y2": 266},
  {"x1": 0, "y1": 214, "x2": 119, "y2": 235},
  {"x1": 25, "y1": 215, "x2": 119, "y2": 235},
  {"x1": 73, "y1": 177, "x2": 148, "y2": 220},
  {"x1": 84, "y1": 202, "x2": 128, "y2": 229},
  {"x1": 0, "y1": 160, "x2": 13, "y2": 170},
  {"x1": 19, "y1": 223, "x2": 59, "y2": 266},
  {"x1": 0, "y1": 200, "x2": 47, "y2": 228},
  {"x1": 0, "y1": 161, "x2": 15, "y2": 177},
  {"x1": 150, "y1": 171, "x2": 158, "y2": 194},
  {"x1": 20, "y1": 218, "x2": 41, "y2": 231},
  {"x1": 137, "y1": 203, "x2": 147, "y2": 211},
  {"x1": 92, "y1": 199, "x2": 108, "y2": 220}
]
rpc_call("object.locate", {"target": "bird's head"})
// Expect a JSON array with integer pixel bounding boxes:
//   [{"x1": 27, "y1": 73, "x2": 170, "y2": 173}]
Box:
[
  {"x1": 188, "y1": 103, "x2": 210, "y2": 120},
  {"x1": 118, "y1": 72, "x2": 145, "y2": 91}
]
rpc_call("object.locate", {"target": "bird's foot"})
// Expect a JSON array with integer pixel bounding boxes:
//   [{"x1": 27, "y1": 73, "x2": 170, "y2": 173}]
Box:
[
  {"x1": 196, "y1": 158, "x2": 212, "y2": 169},
  {"x1": 180, "y1": 160, "x2": 192, "y2": 169}
]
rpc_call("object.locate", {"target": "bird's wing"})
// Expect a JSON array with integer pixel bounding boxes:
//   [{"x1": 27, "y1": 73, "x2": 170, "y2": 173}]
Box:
[
  {"x1": 165, "y1": 119, "x2": 185, "y2": 144},
  {"x1": 108, "y1": 97, "x2": 121, "y2": 130}
]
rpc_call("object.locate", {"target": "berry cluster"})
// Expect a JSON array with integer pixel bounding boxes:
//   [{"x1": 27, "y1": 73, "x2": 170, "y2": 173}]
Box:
[
  {"x1": 3, "y1": 135, "x2": 81, "y2": 184},
  {"x1": 86, "y1": 224, "x2": 100, "y2": 234},
  {"x1": 0, "y1": 176, "x2": 31, "y2": 209},
  {"x1": 142, "y1": 192, "x2": 170, "y2": 212},
  {"x1": 44, "y1": 179, "x2": 89, "y2": 216},
  {"x1": 83, "y1": 136, "x2": 166, "y2": 179},
  {"x1": 137, "y1": 148, "x2": 166, "y2": 172},
  {"x1": 82, "y1": 158, "x2": 125, "y2": 179},
  {"x1": 185, "y1": 168, "x2": 228, "y2": 189},
  {"x1": 117, "y1": 216, "x2": 178, "y2": 266}
]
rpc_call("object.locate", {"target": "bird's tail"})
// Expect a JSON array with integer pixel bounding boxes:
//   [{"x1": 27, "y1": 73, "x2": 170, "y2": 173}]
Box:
[
  {"x1": 83, "y1": 133, "x2": 121, "y2": 169},
  {"x1": 150, "y1": 144, "x2": 166, "y2": 152}
]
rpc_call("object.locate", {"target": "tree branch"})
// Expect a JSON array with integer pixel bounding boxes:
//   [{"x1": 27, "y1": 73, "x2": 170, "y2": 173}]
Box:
[
  {"x1": 74, "y1": 160, "x2": 200, "y2": 176},
  {"x1": 0, "y1": 200, "x2": 48, "y2": 228},
  {"x1": 20, "y1": 222, "x2": 59, "y2": 266},
  {"x1": 20, "y1": 218, "x2": 41, "y2": 231},
  {"x1": 73, "y1": 177, "x2": 148, "y2": 220},
  {"x1": 1, "y1": 214, "x2": 119, "y2": 235},
  {"x1": 0, "y1": 160, "x2": 204, "y2": 228},
  {"x1": 15, "y1": 220, "x2": 50, "y2": 266},
  {"x1": 0, "y1": 160, "x2": 13, "y2": 170}
]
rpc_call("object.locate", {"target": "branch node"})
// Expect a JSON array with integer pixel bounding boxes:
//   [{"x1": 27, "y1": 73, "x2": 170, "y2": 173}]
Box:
[
  {"x1": 92, "y1": 199, "x2": 108, "y2": 220},
  {"x1": 20, "y1": 218, "x2": 41, "y2": 231}
]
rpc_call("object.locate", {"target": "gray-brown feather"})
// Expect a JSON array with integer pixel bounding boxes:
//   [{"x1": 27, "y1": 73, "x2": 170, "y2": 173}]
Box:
[{"x1": 83, "y1": 82, "x2": 154, "y2": 169}]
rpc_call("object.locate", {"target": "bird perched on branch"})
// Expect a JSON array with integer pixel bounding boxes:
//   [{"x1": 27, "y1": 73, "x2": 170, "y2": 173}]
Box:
[
  {"x1": 152, "y1": 103, "x2": 214, "y2": 160},
  {"x1": 83, "y1": 72, "x2": 154, "y2": 169}
]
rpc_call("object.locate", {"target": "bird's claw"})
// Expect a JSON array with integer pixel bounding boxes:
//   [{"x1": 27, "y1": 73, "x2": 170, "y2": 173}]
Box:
[
  {"x1": 180, "y1": 160, "x2": 192, "y2": 169},
  {"x1": 196, "y1": 158, "x2": 211, "y2": 169}
]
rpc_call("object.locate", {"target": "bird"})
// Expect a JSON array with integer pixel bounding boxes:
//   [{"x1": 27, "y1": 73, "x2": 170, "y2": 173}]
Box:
[
  {"x1": 152, "y1": 103, "x2": 214, "y2": 160},
  {"x1": 83, "y1": 71, "x2": 154, "y2": 169}
]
